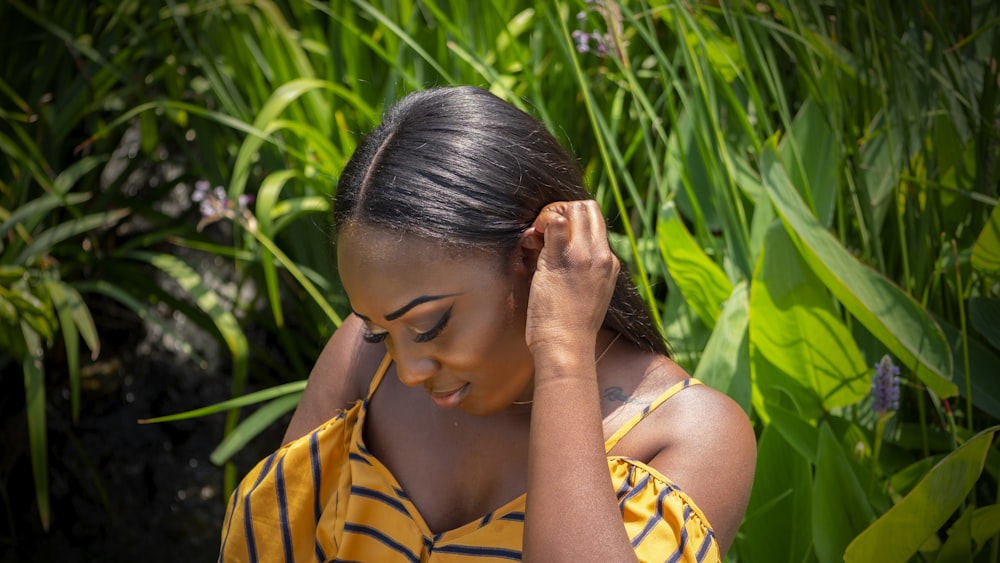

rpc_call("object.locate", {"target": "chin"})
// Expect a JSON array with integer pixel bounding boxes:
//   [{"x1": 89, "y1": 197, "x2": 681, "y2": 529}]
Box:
[{"x1": 459, "y1": 397, "x2": 508, "y2": 417}]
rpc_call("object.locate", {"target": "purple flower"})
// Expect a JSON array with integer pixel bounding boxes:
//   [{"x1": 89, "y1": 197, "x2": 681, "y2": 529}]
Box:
[
  {"x1": 871, "y1": 354, "x2": 901, "y2": 414},
  {"x1": 571, "y1": 1, "x2": 613, "y2": 57},
  {"x1": 572, "y1": 29, "x2": 591, "y2": 53},
  {"x1": 191, "y1": 180, "x2": 255, "y2": 231}
]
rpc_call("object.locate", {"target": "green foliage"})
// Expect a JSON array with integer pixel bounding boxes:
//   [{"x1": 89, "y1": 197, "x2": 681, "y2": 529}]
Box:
[{"x1": 4, "y1": 0, "x2": 999, "y2": 559}]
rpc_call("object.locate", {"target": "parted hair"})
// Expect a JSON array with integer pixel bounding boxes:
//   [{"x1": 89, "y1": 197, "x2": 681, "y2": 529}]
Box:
[{"x1": 333, "y1": 86, "x2": 668, "y2": 356}]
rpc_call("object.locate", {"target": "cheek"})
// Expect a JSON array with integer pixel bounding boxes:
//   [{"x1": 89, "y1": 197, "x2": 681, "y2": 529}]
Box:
[{"x1": 451, "y1": 290, "x2": 526, "y2": 369}]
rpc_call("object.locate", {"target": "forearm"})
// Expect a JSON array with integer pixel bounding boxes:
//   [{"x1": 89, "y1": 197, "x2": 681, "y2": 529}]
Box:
[{"x1": 522, "y1": 355, "x2": 638, "y2": 562}]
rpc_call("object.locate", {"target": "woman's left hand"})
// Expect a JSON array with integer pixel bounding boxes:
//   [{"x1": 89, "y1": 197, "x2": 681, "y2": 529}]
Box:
[{"x1": 522, "y1": 200, "x2": 619, "y2": 365}]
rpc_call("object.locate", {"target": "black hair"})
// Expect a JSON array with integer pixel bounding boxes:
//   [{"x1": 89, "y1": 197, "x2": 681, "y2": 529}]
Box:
[{"x1": 334, "y1": 86, "x2": 668, "y2": 356}]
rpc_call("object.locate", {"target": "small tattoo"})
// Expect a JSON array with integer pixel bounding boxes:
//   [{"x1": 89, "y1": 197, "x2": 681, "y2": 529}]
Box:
[{"x1": 601, "y1": 386, "x2": 637, "y2": 403}]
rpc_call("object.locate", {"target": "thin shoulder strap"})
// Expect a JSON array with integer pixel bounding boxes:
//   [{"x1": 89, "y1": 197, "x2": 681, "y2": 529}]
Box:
[
  {"x1": 366, "y1": 353, "x2": 394, "y2": 400},
  {"x1": 604, "y1": 378, "x2": 703, "y2": 452}
]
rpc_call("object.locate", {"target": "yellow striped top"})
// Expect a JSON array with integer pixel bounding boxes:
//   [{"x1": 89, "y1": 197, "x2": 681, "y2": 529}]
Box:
[{"x1": 220, "y1": 355, "x2": 719, "y2": 562}]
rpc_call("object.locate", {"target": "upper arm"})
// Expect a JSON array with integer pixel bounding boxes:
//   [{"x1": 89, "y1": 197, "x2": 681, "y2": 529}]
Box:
[
  {"x1": 281, "y1": 314, "x2": 386, "y2": 444},
  {"x1": 646, "y1": 385, "x2": 757, "y2": 555}
]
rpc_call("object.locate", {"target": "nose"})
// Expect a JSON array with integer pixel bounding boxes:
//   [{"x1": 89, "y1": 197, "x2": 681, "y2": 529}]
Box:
[{"x1": 388, "y1": 340, "x2": 439, "y2": 387}]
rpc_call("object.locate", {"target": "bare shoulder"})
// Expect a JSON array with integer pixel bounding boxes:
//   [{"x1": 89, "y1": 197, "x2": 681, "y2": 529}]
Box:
[
  {"x1": 627, "y1": 356, "x2": 757, "y2": 555},
  {"x1": 281, "y1": 314, "x2": 387, "y2": 444}
]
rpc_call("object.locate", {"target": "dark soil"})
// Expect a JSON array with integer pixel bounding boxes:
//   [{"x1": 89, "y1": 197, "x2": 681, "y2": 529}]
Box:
[{"x1": 0, "y1": 296, "x2": 290, "y2": 562}]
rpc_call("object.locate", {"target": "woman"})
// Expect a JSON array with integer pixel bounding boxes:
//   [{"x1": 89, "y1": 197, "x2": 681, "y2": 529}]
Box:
[{"x1": 220, "y1": 86, "x2": 756, "y2": 562}]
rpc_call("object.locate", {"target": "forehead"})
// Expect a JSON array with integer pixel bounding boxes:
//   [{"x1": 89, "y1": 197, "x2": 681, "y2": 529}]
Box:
[{"x1": 336, "y1": 224, "x2": 504, "y2": 318}]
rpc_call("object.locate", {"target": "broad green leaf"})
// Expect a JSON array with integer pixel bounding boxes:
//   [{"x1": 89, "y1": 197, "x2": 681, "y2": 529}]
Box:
[
  {"x1": 936, "y1": 508, "x2": 972, "y2": 563},
  {"x1": 813, "y1": 423, "x2": 875, "y2": 563},
  {"x1": 750, "y1": 342, "x2": 825, "y2": 425},
  {"x1": 766, "y1": 401, "x2": 820, "y2": 464},
  {"x1": 210, "y1": 393, "x2": 302, "y2": 465},
  {"x1": 75, "y1": 280, "x2": 203, "y2": 363},
  {"x1": 45, "y1": 280, "x2": 99, "y2": 423},
  {"x1": 271, "y1": 196, "x2": 330, "y2": 234},
  {"x1": 127, "y1": 252, "x2": 248, "y2": 392},
  {"x1": 969, "y1": 297, "x2": 1000, "y2": 350},
  {"x1": 246, "y1": 229, "x2": 342, "y2": 328},
  {"x1": 21, "y1": 321, "x2": 49, "y2": 531},
  {"x1": 228, "y1": 78, "x2": 322, "y2": 197},
  {"x1": 970, "y1": 504, "x2": 1000, "y2": 552},
  {"x1": 750, "y1": 223, "x2": 869, "y2": 410},
  {"x1": 762, "y1": 141, "x2": 956, "y2": 397},
  {"x1": 780, "y1": 98, "x2": 839, "y2": 227},
  {"x1": 889, "y1": 456, "x2": 942, "y2": 499},
  {"x1": 657, "y1": 201, "x2": 733, "y2": 329},
  {"x1": 844, "y1": 426, "x2": 998, "y2": 562},
  {"x1": 0, "y1": 192, "x2": 90, "y2": 242},
  {"x1": 739, "y1": 426, "x2": 813, "y2": 563},
  {"x1": 44, "y1": 280, "x2": 98, "y2": 357},
  {"x1": 970, "y1": 194, "x2": 1000, "y2": 277},
  {"x1": 254, "y1": 169, "x2": 299, "y2": 328},
  {"x1": 6, "y1": 278, "x2": 56, "y2": 341},
  {"x1": 15, "y1": 208, "x2": 130, "y2": 265},
  {"x1": 51, "y1": 155, "x2": 107, "y2": 196},
  {"x1": 693, "y1": 281, "x2": 750, "y2": 411}
]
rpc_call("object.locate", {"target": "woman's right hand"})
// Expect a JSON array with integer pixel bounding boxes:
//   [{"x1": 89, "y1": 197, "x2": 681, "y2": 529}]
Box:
[{"x1": 521, "y1": 200, "x2": 619, "y2": 368}]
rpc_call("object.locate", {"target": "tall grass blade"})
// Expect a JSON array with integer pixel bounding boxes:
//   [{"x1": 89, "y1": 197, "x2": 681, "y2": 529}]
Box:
[
  {"x1": 762, "y1": 141, "x2": 955, "y2": 396},
  {"x1": 21, "y1": 321, "x2": 48, "y2": 531}
]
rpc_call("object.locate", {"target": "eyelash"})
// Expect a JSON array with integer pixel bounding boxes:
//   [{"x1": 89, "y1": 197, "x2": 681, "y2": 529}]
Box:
[
  {"x1": 414, "y1": 307, "x2": 451, "y2": 343},
  {"x1": 362, "y1": 330, "x2": 388, "y2": 344},
  {"x1": 361, "y1": 307, "x2": 452, "y2": 345}
]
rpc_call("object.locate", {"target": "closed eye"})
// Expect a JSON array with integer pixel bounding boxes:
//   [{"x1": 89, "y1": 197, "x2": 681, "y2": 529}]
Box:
[
  {"x1": 362, "y1": 330, "x2": 388, "y2": 344},
  {"x1": 414, "y1": 307, "x2": 452, "y2": 343}
]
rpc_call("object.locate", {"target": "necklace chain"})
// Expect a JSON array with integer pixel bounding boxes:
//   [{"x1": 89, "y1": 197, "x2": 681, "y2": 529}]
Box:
[{"x1": 511, "y1": 333, "x2": 622, "y2": 406}]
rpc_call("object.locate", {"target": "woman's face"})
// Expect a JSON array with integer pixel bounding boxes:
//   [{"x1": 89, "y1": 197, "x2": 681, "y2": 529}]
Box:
[{"x1": 337, "y1": 223, "x2": 535, "y2": 415}]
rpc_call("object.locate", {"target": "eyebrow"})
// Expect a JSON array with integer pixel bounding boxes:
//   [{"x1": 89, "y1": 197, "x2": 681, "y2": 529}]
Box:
[{"x1": 353, "y1": 294, "x2": 457, "y2": 322}]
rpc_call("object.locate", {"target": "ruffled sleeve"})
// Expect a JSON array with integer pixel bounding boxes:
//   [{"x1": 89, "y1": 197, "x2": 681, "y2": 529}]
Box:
[
  {"x1": 609, "y1": 457, "x2": 720, "y2": 563},
  {"x1": 219, "y1": 402, "x2": 361, "y2": 562}
]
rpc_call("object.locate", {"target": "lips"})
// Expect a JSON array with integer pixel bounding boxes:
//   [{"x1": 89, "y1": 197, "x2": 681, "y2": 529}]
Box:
[{"x1": 429, "y1": 383, "x2": 470, "y2": 408}]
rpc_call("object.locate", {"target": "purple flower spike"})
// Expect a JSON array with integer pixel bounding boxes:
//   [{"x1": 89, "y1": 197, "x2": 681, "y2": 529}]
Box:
[
  {"x1": 572, "y1": 29, "x2": 591, "y2": 53},
  {"x1": 871, "y1": 354, "x2": 901, "y2": 414}
]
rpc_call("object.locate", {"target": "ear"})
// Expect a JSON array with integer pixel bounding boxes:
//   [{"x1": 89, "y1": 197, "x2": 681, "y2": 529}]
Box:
[{"x1": 512, "y1": 227, "x2": 543, "y2": 277}]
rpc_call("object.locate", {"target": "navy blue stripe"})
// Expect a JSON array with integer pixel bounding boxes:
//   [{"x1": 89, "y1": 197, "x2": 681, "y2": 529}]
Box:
[
  {"x1": 350, "y1": 485, "x2": 409, "y2": 515},
  {"x1": 276, "y1": 457, "x2": 295, "y2": 562},
  {"x1": 618, "y1": 474, "x2": 651, "y2": 514},
  {"x1": 243, "y1": 453, "x2": 278, "y2": 563},
  {"x1": 356, "y1": 443, "x2": 373, "y2": 456},
  {"x1": 342, "y1": 523, "x2": 419, "y2": 563},
  {"x1": 310, "y1": 432, "x2": 322, "y2": 522},
  {"x1": 218, "y1": 482, "x2": 241, "y2": 561},
  {"x1": 630, "y1": 486, "x2": 670, "y2": 547},
  {"x1": 433, "y1": 544, "x2": 523, "y2": 560},
  {"x1": 394, "y1": 486, "x2": 410, "y2": 500},
  {"x1": 309, "y1": 433, "x2": 326, "y2": 562},
  {"x1": 665, "y1": 505, "x2": 693, "y2": 563},
  {"x1": 615, "y1": 465, "x2": 636, "y2": 501},
  {"x1": 480, "y1": 511, "x2": 493, "y2": 527},
  {"x1": 348, "y1": 452, "x2": 372, "y2": 465},
  {"x1": 694, "y1": 528, "x2": 716, "y2": 562},
  {"x1": 498, "y1": 512, "x2": 525, "y2": 522}
]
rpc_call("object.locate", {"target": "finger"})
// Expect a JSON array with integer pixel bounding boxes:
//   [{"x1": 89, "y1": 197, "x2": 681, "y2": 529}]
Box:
[{"x1": 531, "y1": 205, "x2": 569, "y2": 236}]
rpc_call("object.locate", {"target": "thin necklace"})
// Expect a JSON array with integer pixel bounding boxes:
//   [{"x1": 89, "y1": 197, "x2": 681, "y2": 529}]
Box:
[{"x1": 511, "y1": 332, "x2": 622, "y2": 405}]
